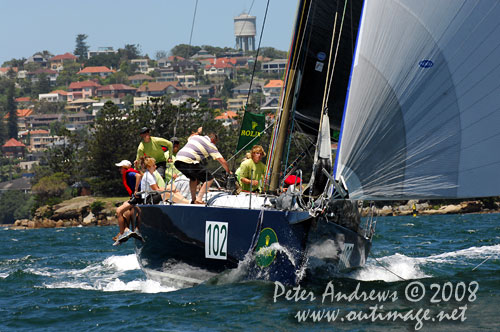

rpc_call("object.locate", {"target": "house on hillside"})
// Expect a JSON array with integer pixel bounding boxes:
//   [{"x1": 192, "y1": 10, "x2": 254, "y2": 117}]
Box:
[
  {"x1": 97, "y1": 84, "x2": 136, "y2": 99},
  {"x1": 179, "y1": 85, "x2": 215, "y2": 99},
  {"x1": 67, "y1": 80, "x2": 101, "y2": 101},
  {"x1": 175, "y1": 74, "x2": 196, "y2": 87},
  {"x1": 77, "y1": 66, "x2": 115, "y2": 78},
  {"x1": 3, "y1": 109, "x2": 33, "y2": 132},
  {"x1": 0, "y1": 67, "x2": 18, "y2": 78},
  {"x1": 136, "y1": 81, "x2": 181, "y2": 97},
  {"x1": 156, "y1": 68, "x2": 176, "y2": 82},
  {"x1": 208, "y1": 98, "x2": 223, "y2": 109},
  {"x1": 261, "y1": 59, "x2": 287, "y2": 74},
  {"x1": 130, "y1": 59, "x2": 151, "y2": 74},
  {"x1": 232, "y1": 83, "x2": 262, "y2": 97},
  {"x1": 87, "y1": 47, "x2": 117, "y2": 59},
  {"x1": 128, "y1": 74, "x2": 154, "y2": 85},
  {"x1": 24, "y1": 114, "x2": 63, "y2": 130},
  {"x1": 49, "y1": 52, "x2": 77, "y2": 71},
  {"x1": 23, "y1": 129, "x2": 65, "y2": 152},
  {"x1": 0, "y1": 177, "x2": 32, "y2": 195},
  {"x1": 227, "y1": 97, "x2": 247, "y2": 113},
  {"x1": 215, "y1": 111, "x2": 238, "y2": 127},
  {"x1": 26, "y1": 68, "x2": 58, "y2": 85},
  {"x1": 39, "y1": 90, "x2": 68, "y2": 102},
  {"x1": 204, "y1": 61, "x2": 234, "y2": 77},
  {"x1": 2, "y1": 138, "x2": 26, "y2": 158},
  {"x1": 65, "y1": 112, "x2": 95, "y2": 130},
  {"x1": 263, "y1": 80, "x2": 284, "y2": 98},
  {"x1": 24, "y1": 53, "x2": 49, "y2": 67}
]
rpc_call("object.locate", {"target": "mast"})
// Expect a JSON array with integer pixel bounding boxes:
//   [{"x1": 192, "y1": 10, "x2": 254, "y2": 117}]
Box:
[{"x1": 268, "y1": 0, "x2": 309, "y2": 191}]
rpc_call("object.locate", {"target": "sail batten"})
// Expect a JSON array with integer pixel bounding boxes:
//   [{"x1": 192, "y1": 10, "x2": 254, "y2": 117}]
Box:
[{"x1": 335, "y1": 0, "x2": 500, "y2": 200}]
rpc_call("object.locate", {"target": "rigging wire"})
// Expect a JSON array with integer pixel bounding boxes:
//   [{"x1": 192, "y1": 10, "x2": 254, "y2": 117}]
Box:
[
  {"x1": 244, "y1": 0, "x2": 270, "y2": 108},
  {"x1": 187, "y1": 0, "x2": 199, "y2": 58}
]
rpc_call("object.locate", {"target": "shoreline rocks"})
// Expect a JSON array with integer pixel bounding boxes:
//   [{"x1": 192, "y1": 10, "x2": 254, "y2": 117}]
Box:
[
  {"x1": 362, "y1": 200, "x2": 499, "y2": 217},
  {"x1": 8, "y1": 196, "x2": 122, "y2": 230}
]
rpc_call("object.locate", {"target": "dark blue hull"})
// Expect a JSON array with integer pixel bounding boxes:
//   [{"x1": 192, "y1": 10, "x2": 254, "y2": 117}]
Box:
[{"x1": 134, "y1": 203, "x2": 371, "y2": 286}]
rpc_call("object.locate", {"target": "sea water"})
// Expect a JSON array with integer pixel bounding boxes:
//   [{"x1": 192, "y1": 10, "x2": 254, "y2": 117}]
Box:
[{"x1": 0, "y1": 213, "x2": 498, "y2": 331}]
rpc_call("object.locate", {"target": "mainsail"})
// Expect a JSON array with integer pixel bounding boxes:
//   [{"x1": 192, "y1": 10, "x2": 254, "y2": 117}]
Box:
[
  {"x1": 335, "y1": 0, "x2": 500, "y2": 199},
  {"x1": 267, "y1": 0, "x2": 362, "y2": 190}
]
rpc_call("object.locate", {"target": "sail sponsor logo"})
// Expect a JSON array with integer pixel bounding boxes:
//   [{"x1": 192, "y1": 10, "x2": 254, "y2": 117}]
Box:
[
  {"x1": 240, "y1": 129, "x2": 262, "y2": 138},
  {"x1": 419, "y1": 59, "x2": 434, "y2": 68},
  {"x1": 255, "y1": 228, "x2": 278, "y2": 267},
  {"x1": 315, "y1": 61, "x2": 324, "y2": 72},
  {"x1": 205, "y1": 221, "x2": 228, "y2": 260},
  {"x1": 338, "y1": 243, "x2": 354, "y2": 270}
]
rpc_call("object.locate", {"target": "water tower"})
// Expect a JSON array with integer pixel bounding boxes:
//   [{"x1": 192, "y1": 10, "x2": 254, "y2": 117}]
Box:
[{"x1": 234, "y1": 13, "x2": 256, "y2": 52}]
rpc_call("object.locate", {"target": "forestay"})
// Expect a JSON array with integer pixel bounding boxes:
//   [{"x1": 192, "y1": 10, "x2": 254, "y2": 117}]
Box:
[{"x1": 335, "y1": 0, "x2": 500, "y2": 199}]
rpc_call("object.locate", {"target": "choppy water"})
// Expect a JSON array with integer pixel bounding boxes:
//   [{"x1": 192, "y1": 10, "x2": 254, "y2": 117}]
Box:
[{"x1": 1, "y1": 213, "x2": 499, "y2": 331}]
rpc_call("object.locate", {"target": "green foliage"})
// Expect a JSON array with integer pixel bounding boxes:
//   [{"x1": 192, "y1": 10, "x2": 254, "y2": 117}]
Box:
[
  {"x1": 2, "y1": 58, "x2": 26, "y2": 69},
  {"x1": 0, "y1": 191, "x2": 34, "y2": 224},
  {"x1": 74, "y1": 34, "x2": 89, "y2": 61},
  {"x1": 32, "y1": 172, "x2": 69, "y2": 197},
  {"x1": 170, "y1": 44, "x2": 201, "y2": 58},
  {"x1": 118, "y1": 44, "x2": 142, "y2": 60},
  {"x1": 259, "y1": 47, "x2": 288, "y2": 59},
  {"x1": 155, "y1": 50, "x2": 168, "y2": 60},
  {"x1": 90, "y1": 200, "x2": 105, "y2": 214},
  {"x1": 56, "y1": 62, "x2": 81, "y2": 86},
  {"x1": 86, "y1": 101, "x2": 137, "y2": 195},
  {"x1": 6, "y1": 80, "x2": 17, "y2": 139},
  {"x1": 32, "y1": 73, "x2": 51, "y2": 97},
  {"x1": 85, "y1": 53, "x2": 120, "y2": 69},
  {"x1": 41, "y1": 129, "x2": 87, "y2": 185}
]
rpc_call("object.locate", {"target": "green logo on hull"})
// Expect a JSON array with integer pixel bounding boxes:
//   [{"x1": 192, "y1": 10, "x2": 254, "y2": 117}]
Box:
[{"x1": 255, "y1": 228, "x2": 278, "y2": 267}]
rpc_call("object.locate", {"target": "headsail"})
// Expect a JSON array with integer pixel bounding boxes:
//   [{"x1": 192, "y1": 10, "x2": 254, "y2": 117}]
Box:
[{"x1": 335, "y1": 0, "x2": 500, "y2": 199}]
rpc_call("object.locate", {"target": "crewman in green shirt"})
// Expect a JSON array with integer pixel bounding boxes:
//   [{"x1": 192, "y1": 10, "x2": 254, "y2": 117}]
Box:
[
  {"x1": 239, "y1": 145, "x2": 266, "y2": 192},
  {"x1": 136, "y1": 127, "x2": 173, "y2": 178}
]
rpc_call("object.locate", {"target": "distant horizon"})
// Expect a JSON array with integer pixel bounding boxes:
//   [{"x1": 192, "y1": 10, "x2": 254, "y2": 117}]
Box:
[{"x1": 0, "y1": 0, "x2": 298, "y2": 66}]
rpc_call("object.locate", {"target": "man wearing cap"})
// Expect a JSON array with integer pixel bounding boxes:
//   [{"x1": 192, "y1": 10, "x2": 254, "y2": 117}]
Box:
[
  {"x1": 115, "y1": 160, "x2": 140, "y2": 196},
  {"x1": 136, "y1": 127, "x2": 173, "y2": 178}
]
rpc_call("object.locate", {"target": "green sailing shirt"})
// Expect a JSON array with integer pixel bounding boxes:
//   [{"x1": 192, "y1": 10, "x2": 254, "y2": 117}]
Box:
[
  {"x1": 239, "y1": 159, "x2": 266, "y2": 192},
  {"x1": 136, "y1": 137, "x2": 172, "y2": 164}
]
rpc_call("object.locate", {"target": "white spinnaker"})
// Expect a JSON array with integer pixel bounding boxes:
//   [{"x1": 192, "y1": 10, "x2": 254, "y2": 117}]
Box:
[{"x1": 335, "y1": 0, "x2": 500, "y2": 200}]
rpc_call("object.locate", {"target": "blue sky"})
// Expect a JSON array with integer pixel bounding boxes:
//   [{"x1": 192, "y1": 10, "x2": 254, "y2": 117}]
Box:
[{"x1": 0, "y1": 0, "x2": 298, "y2": 66}]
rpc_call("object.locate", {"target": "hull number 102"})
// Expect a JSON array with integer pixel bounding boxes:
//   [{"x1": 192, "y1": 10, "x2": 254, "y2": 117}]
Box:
[{"x1": 205, "y1": 221, "x2": 228, "y2": 260}]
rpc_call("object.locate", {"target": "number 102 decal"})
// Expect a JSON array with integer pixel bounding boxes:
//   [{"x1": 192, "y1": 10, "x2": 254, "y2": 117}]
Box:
[{"x1": 205, "y1": 221, "x2": 228, "y2": 260}]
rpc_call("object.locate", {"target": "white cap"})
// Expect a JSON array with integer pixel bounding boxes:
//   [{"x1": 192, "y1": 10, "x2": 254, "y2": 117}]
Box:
[{"x1": 115, "y1": 160, "x2": 132, "y2": 167}]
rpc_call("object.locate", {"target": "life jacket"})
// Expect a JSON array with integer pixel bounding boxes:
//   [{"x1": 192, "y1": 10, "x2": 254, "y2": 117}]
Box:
[{"x1": 122, "y1": 168, "x2": 140, "y2": 196}]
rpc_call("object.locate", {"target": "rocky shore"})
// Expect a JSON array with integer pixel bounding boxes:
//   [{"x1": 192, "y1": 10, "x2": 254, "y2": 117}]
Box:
[
  {"x1": 361, "y1": 199, "x2": 500, "y2": 217},
  {"x1": 8, "y1": 196, "x2": 122, "y2": 230},
  {"x1": 4, "y1": 197, "x2": 500, "y2": 230}
]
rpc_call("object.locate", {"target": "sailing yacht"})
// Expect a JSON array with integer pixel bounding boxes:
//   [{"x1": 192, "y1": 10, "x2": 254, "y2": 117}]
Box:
[{"x1": 133, "y1": 0, "x2": 500, "y2": 287}]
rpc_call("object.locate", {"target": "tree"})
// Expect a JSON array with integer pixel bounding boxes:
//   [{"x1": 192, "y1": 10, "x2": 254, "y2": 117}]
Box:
[
  {"x1": 32, "y1": 172, "x2": 69, "y2": 207},
  {"x1": 6, "y1": 81, "x2": 17, "y2": 139},
  {"x1": 119, "y1": 44, "x2": 142, "y2": 60},
  {"x1": 155, "y1": 50, "x2": 167, "y2": 60},
  {"x1": 74, "y1": 34, "x2": 89, "y2": 61},
  {"x1": 170, "y1": 44, "x2": 201, "y2": 58},
  {"x1": 2, "y1": 57, "x2": 26, "y2": 69},
  {"x1": 32, "y1": 73, "x2": 51, "y2": 97},
  {"x1": 86, "y1": 101, "x2": 138, "y2": 195},
  {"x1": 0, "y1": 191, "x2": 34, "y2": 224},
  {"x1": 55, "y1": 62, "x2": 81, "y2": 86}
]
